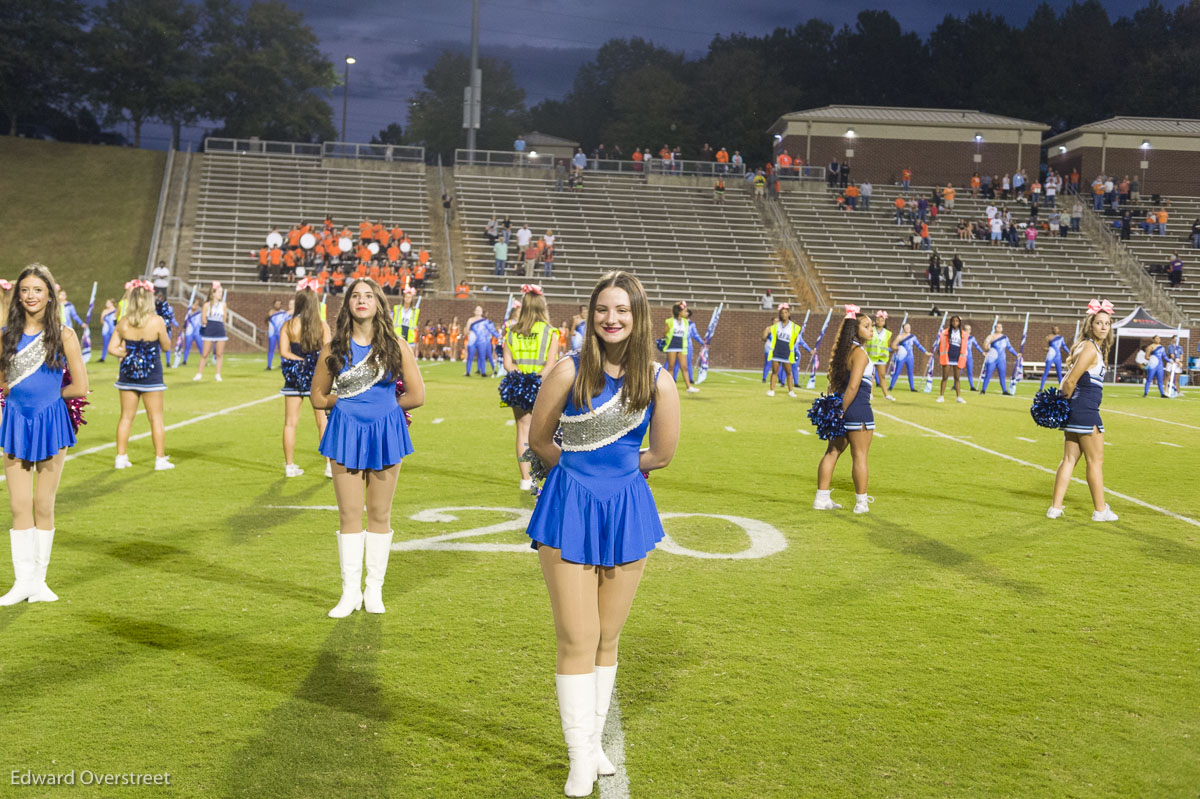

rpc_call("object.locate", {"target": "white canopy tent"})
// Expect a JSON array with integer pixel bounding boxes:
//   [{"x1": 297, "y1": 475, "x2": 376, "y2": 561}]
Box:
[{"x1": 1110, "y1": 305, "x2": 1189, "y2": 382}]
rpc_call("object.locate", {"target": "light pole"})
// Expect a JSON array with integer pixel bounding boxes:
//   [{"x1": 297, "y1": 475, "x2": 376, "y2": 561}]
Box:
[
  {"x1": 1140, "y1": 139, "x2": 1151, "y2": 196},
  {"x1": 341, "y1": 56, "x2": 356, "y2": 143}
]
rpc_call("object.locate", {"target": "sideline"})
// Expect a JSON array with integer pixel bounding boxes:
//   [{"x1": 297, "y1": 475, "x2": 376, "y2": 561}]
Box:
[
  {"x1": 1104, "y1": 407, "x2": 1200, "y2": 432},
  {"x1": 600, "y1": 689, "x2": 631, "y2": 799},
  {"x1": 0, "y1": 394, "x2": 281, "y2": 482},
  {"x1": 874, "y1": 409, "x2": 1200, "y2": 528}
]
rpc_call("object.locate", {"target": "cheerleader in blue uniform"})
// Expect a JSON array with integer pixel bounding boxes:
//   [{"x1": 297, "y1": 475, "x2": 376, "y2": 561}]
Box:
[
  {"x1": 525, "y1": 270, "x2": 680, "y2": 797},
  {"x1": 888, "y1": 322, "x2": 928, "y2": 392},
  {"x1": 193, "y1": 281, "x2": 228, "y2": 382},
  {"x1": 463, "y1": 306, "x2": 498, "y2": 377},
  {"x1": 663, "y1": 301, "x2": 698, "y2": 393},
  {"x1": 98, "y1": 299, "x2": 117, "y2": 362},
  {"x1": 980, "y1": 323, "x2": 1019, "y2": 394},
  {"x1": 1049, "y1": 299, "x2": 1118, "y2": 521},
  {"x1": 1166, "y1": 335, "x2": 1185, "y2": 396},
  {"x1": 763, "y1": 304, "x2": 800, "y2": 397},
  {"x1": 310, "y1": 277, "x2": 424, "y2": 618},
  {"x1": 110, "y1": 280, "x2": 174, "y2": 471},
  {"x1": 501, "y1": 285, "x2": 560, "y2": 491},
  {"x1": 935, "y1": 316, "x2": 969, "y2": 403},
  {"x1": 280, "y1": 282, "x2": 331, "y2": 478},
  {"x1": 180, "y1": 299, "x2": 203, "y2": 365},
  {"x1": 154, "y1": 289, "x2": 177, "y2": 368},
  {"x1": 814, "y1": 305, "x2": 875, "y2": 514},
  {"x1": 1039, "y1": 325, "x2": 1071, "y2": 390},
  {"x1": 1142, "y1": 335, "x2": 1168, "y2": 397},
  {"x1": 0, "y1": 264, "x2": 89, "y2": 607},
  {"x1": 265, "y1": 299, "x2": 289, "y2": 370},
  {"x1": 962, "y1": 324, "x2": 983, "y2": 390}
]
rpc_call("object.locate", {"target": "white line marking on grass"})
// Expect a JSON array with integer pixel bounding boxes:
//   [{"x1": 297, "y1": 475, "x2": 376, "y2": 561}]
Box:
[
  {"x1": 599, "y1": 689, "x2": 631, "y2": 799},
  {"x1": 1016, "y1": 436, "x2": 1037, "y2": 443},
  {"x1": 0, "y1": 394, "x2": 281, "y2": 483},
  {"x1": 797, "y1": 429, "x2": 811, "y2": 435},
  {"x1": 431, "y1": 418, "x2": 444, "y2": 424},
  {"x1": 875, "y1": 432, "x2": 886, "y2": 438},
  {"x1": 1160, "y1": 441, "x2": 1183, "y2": 448},
  {"x1": 875, "y1": 409, "x2": 1200, "y2": 529},
  {"x1": 1105, "y1": 408, "x2": 1200, "y2": 431},
  {"x1": 267, "y1": 505, "x2": 339, "y2": 511},
  {"x1": 724, "y1": 426, "x2": 736, "y2": 432},
  {"x1": 505, "y1": 419, "x2": 515, "y2": 426}
]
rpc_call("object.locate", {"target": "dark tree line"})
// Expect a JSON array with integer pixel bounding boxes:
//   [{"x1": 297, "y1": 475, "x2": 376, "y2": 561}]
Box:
[{"x1": 1, "y1": 0, "x2": 338, "y2": 146}]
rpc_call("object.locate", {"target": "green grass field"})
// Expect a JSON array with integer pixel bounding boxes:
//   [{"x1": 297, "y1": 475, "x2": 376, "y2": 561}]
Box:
[{"x1": 2, "y1": 356, "x2": 1198, "y2": 798}]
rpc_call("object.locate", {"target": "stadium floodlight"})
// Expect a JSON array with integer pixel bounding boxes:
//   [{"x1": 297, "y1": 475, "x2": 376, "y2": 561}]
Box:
[
  {"x1": 346, "y1": 56, "x2": 356, "y2": 65},
  {"x1": 341, "y1": 55, "x2": 356, "y2": 143},
  {"x1": 844, "y1": 128, "x2": 856, "y2": 138},
  {"x1": 974, "y1": 132, "x2": 983, "y2": 143},
  {"x1": 528, "y1": 151, "x2": 538, "y2": 158},
  {"x1": 1058, "y1": 145, "x2": 1067, "y2": 154},
  {"x1": 1140, "y1": 139, "x2": 1151, "y2": 150}
]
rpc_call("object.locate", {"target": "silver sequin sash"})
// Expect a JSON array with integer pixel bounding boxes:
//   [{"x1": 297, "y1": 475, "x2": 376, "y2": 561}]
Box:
[
  {"x1": 333, "y1": 347, "x2": 386, "y2": 399},
  {"x1": 560, "y1": 386, "x2": 648, "y2": 452},
  {"x1": 7, "y1": 332, "x2": 47, "y2": 389}
]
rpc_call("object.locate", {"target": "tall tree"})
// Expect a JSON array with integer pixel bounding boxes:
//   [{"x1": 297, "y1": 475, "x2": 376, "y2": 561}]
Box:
[
  {"x1": 87, "y1": 0, "x2": 201, "y2": 148},
  {"x1": 202, "y1": 0, "x2": 337, "y2": 142},
  {"x1": 371, "y1": 123, "x2": 404, "y2": 145},
  {"x1": 0, "y1": 0, "x2": 86, "y2": 137},
  {"x1": 405, "y1": 51, "x2": 528, "y2": 162}
]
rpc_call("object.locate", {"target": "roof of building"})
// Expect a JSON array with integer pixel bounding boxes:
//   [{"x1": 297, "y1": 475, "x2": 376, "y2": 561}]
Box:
[
  {"x1": 1045, "y1": 116, "x2": 1200, "y2": 144},
  {"x1": 522, "y1": 131, "x2": 579, "y2": 146},
  {"x1": 769, "y1": 105, "x2": 1049, "y2": 133}
]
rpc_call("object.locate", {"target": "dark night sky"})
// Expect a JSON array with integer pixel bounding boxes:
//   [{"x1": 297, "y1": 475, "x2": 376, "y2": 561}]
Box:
[{"x1": 116, "y1": 0, "x2": 1161, "y2": 148}]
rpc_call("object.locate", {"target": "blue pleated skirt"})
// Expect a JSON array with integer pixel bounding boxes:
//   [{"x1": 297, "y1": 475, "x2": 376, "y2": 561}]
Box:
[
  {"x1": 202, "y1": 321, "x2": 228, "y2": 342},
  {"x1": 0, "y1": 398, "x2": 76, "y2": 461},
  {"x1": 319, "y1": 400, "x2": 412, "y2": 470},
  {"x1": 843, "y1": 379, "x2": 875, "y2": 431}
]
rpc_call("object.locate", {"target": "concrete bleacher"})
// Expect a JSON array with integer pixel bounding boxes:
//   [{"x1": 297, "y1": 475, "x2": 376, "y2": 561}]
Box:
[
  {"x1": 1098, "y1": 195, "x2": 1200, "y2": 325},
  {"x1": 780, "y1": 184, "x2": 1141, "y2": 320},
  {"x1": 188, "y1": 153, "x2": 431, "y2": 288},
  {"x1": 453, "y1": 171, "x2": 794, "y2": 309}
]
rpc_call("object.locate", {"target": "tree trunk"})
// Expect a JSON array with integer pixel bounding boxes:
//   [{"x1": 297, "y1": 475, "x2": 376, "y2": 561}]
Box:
[{"x1": 134, "y1": 118, "x2": 142, "y2": 148}]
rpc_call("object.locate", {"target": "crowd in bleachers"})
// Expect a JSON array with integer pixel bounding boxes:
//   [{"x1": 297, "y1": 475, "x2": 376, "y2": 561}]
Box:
[
  {"x1": 253, "y1": 216, "x2": 435, "y2": 295},
  {"x1": 482, "y1": 217, "x2": 557, "y2": 278}
]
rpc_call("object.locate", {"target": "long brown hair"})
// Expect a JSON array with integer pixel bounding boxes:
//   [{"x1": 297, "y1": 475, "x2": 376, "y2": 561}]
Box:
[
  {"x1": 0, "y1": 264, "x2": 66, "y2": 375},
  {"x1": 326, "y1": 278, "x2": 403, "y2": 378},
  {"x1": 292, "y1": 288, "x2": 324, "y2": 352},
  {"x1": 1066, "y1": 311, "x2": 1114, "y2": 369},
  {"x1": 513, "y1": 291, "x2": 548, "y2": 336},
  {"x1": 573, "y1": 270, "x2": 656, "y2": 413},
  {"x1": 827, "y1": 313, "x2": 869, "y2": 394}
]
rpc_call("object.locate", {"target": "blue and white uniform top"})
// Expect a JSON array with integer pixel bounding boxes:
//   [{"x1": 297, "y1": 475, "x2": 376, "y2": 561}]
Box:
[
  {"x1": 185, "y1": 309, "x2": 202, "y2": 336},
  {"x1": 1147, "y1": 344, "x2": 1165, "y2": 370},
  {"x1": 1046, "y1": 335, "x2": 1068, "y2": 362},
  {"x1": 202, "y1": 300, "x2": 228, "y2": 341},
  {"x1": 1062, "y1": 341, "x2": 1106, "y2": 435},
  {"x1": 318, "y1": 341, "x2": 413, "y2": 470},
  {"x1": 841, "y1": 342, "x2": 875, "y2": 432},
  {"x1": 0, "y1": 331, "x2": 77, "y2": 461},
  {"x1": 571, "y1": 319, "x2": 587, "y2": 351},
  {"x1": 986, "y1": 334, "x2": 1016, "y2": 361},
  {"x1": 895, "y1": 332, "x2": 927, "y2": 361},
  {"x1": 526, "y1": 356, "x2": 665, "y2": 566},
  {"x1": 1166, "y1": 343, "x2": 1184, "y2": 371},
  {"x1": 268, "y1": 310, "x2": 290, "y2": 339},
  {"x1": 663, "y1": 318, "x2": 689, "y2": 353},
  {"x1": 101, "y1": 309, "x2": 118, "y2": 334}
]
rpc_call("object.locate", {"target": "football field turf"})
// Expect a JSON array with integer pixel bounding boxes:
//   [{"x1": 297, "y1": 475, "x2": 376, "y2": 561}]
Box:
[{"x1": 3, "y1": 355, "x2": 1198, "y2": 798}]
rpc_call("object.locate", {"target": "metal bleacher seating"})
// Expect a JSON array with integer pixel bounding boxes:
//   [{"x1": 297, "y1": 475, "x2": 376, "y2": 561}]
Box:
[
  {"x1": 454, "y1": 171, "x2": 794, "y2": 309},
  {"x1": 1100, "y1": 195, "x2": 1200, "y2": 325},
  {"x1": 189, "y1": 153, "x2": 431, "y2": 289},
  {"x1": 780, "y1": 185, "x2": 1141, "y2": 320}
]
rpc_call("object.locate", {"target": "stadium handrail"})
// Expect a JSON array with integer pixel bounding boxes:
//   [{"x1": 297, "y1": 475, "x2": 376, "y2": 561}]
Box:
[
  {"x1": 166, "y1": 144, "x2": 192, "y2": 276},
  {"x1": 647, "y1": 158, "x2": 747, "y2": 178},
  {"x1": 776, "y1": 165, "x2": 827, "y2": 182},
  {"x1": 323, "y1": 141, "x2": 425, "y2": 163},
  {"x1": 437, "y1": 153, "x2": 455, "y2": 289},
  {"x1": 762, "y1": 195, "x2": 826, "y2": 308},
  {"x1": 1078, "y1": 202, "x2": 1185, "y2": 327},
  {"x1": 166, "y1": 276, "x2": 266, "y2": 349},
  {"x1": 144, "y1": 147, "x2": 175, "y2": 276},
  {"x1": 455, "y1": 149, "x2": 555, "y2": 169},
  {"x1": 204, "y1": 138, "x2": 321, "y2": 157}
]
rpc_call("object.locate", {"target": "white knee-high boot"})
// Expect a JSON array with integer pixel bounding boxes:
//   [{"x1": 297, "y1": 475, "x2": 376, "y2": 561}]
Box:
[
  {"x1": 593, "y1": 664, "x2": 618, "y2": 775},
  {"x1": 27, "y1": 528, "x2": 58, "y2": 603},
  {"x1": 362, "y1": 530, "x2": 393, "y2": 614},
  {"x1": 556, "y1": 673, "x2": 598, "y2": 797},
  {"x1": 0, "y1": 529, "x2": 38, "y2": 606},
  {"x1": 328, "y1": 532, "x2": 364, "y2": 618}
]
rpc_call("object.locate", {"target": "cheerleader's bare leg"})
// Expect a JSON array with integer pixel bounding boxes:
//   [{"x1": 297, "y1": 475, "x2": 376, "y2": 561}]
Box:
[
  {"x1": 214, "y1": 341, "x2": 225, "y2": 378},
  {"x1": 4, "y1": 454, "x2": 38, "y2": 530},
  {"x1": 116, "y1": 390, "x2": 139, "y2": 456},
  {"x1": 1077, "y1": 429, "x2": 1107, "y2": 512},
  {"x1": 143, "y1": 391, "x2": 167, "y2": 457},
  {"x1": 816, "y1": 436, "x2": 849, "y2": 490},
  {"x1": 195, "y1": 341, "x2": 213, "y2": 378},
  {"x1": 283, "y1": 395, "x2": 302, "y2": 465},
  {"x1": 847, "y1": 429, "x2": 872, "y2": 495},
  {"x1": 514, "y1": 408, "x2": 533, "y2": 482},
  {"x1": 1051, "y1": 433, "x2": 1082, "y2": 510}
]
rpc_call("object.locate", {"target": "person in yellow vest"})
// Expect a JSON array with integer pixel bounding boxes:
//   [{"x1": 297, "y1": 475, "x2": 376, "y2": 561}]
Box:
[
  {"x1": 662, "y1": 301, "x2": 699, "y2": 394},
  {"x1": 391, "y1": 287, "x2": 419, "y2": 344},
  {"x1": 499, "y1": 284, "x2": 560, "y2": 491},
  {"x1": 864, "y1": 310, "x2": 896, "y2": 401},
  {"x1": 762, "y1": 303, "x2": 800, "y2": 397}
]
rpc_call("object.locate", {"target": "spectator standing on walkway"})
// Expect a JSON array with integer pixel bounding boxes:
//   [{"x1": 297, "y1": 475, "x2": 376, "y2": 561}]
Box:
[
  {"x1": 952, "y1": 253, "x2": 964, "y2": 289},
  {"x1": 1071, "y1": 199, "x2": 1083, "y2": 232},
  {"x1": 894, "y1": 195, "x2": 907, "y2": 224},
  {"x1": 516, "y1": 223, "x2": 533, "y2": 252},
  {"x1": 901, "y1": 167, "x2": 912, "y2": 190},
  {"x1": 1190, "y1": 218, "x2": 1200, "y2": 249},
  {"x1": 1157, "y1": 207, "x2": 1169, "y2": 236},
  {"x1": 1025, "y1": 225, "x2": 1038, "y2": 252},
  {"x1": 493, "y1": 239, "x2": 508, "y2": 275},
  {"x1": 860, "y1": 180, "x2": 872, "y2": 211},
  {"x1": 554, "y1": 160, "x2": 566, "y2": 192},
  {"x1": 839, "y1": 160, "x2": 850, "y2": 188},
  {"x1": 928, "y1": 252, "x2": 941, "y2": 292},
  {"x1": 827, "y1": 158, "x2": 839, "y2": 188},
  {"x1": 844, "y1": 183, "x2": 859, "y2": 210},
  {"x1": 571, "y1": 148, "x2": 586, "y2": 176},
  {"x1": 1168, "y1": 253, "x2": 1183, "y2": 287},
  {"x1": 1130, "y1": 176, "x2": 1141, "y2": 202}
]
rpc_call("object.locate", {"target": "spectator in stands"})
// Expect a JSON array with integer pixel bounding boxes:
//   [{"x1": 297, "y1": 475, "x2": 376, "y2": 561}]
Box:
[
  {"x1": 982, "y1": 173, "x2": 995, "y2": 199},
  {"x1": 501, "y1": 215, "x2": 513, "y2": 242},
  {"x1": 1104, "y1": 176, "x2": 1116, "y2": 209},
  {"x1": 920, "y1": 220, "x2": 930, "y2": 250},
  {"x1": 442, "y1": 192, "x2": 454, "y2": 223},
  {"x1": 1118, "y1": 176, "x2": 1130, "y2": 205},
  {"x1": 839, "y1": 160, "x2": 850, "y2": 188},
  {"x1": 152, "y1": 260, "x2": 170, "y2": 293},
  {"x1": 493, "y1": 238, "x2": 508, "y2": 275},
  {"x1": 542, "y1": 246, "x2": 555, "y2": 278},
  {"x1": 554, "y1": 159, "x2": 566, "y2": 191},
  {"x1": 631, "y1": 149, "x2": 644, "y2": 174},
  {"x1": 456, "y1": 280, "x2": 470, "y2": 298},
  {"x1": 753, "y1": 170, "x2": 767, "y2": 198},
  {"x1": 956, "y1": 219, "x2": 969, "y2": 240},
  {"x1": 1025, "y1": 224, "x2": 1038, "y2": 252},
  {"x1": 927, "y1": 252, "x2": 941, "y2": 292},
  {"x1": 1168, "y1": 254, "x2": 1183, "y2": 288},
  {"x1": 1058, "y1": 209, "x2": 1070, "y2": 238},
  {"x1": 484, "y1": 217, "x2": 498, "y2": 245},
  {"x1": 989, "y1": 213, "x2": 1004, "y2": 245},
  {"x1": 413, "y1": 257, "x2": 428, "y2": 293},
  {"x1": 970, "y1": 172, "x2": 981, "y2": 199},
  {"x1": 571, "y1": 147, "x2": 586, "y2": 176},
  {"x1": 731, "y1": 150, "x2": 743, "y2": 170},
  {"x1": 844, "y1": 182, "x2": 859, "y2": 210},
  {"x1": 1130, "y1": 176, "x2": 1141, "y2": 202},
  {"x1": 894, "y1": 195, "x2": 907, "y2": 225},
  {"x1": 761, "y1": 289, "x2": 773, "y2": 310},
  {"x1": 716, "y1": 146, "x2": 729, "y2": 172},
  {"x1": 1142, "y1": 210, "x2": 1156, "y2": 235},
  {"x1": 513, "y1": 134, "x2": 526, "y2": 152},
  {"x1": 943, "y1": 183, "x2": 956, "y2": 212},
  {"x1": 1002, "y1": 173, "x2": 1011, "y2": 200},
  {"x1": 516, "y1": 222, "x2": 533, "y2": 253},
  {"x1": 952, "y1": 253, "x2": 964, "y2": 289},
  {"x1": 713, "y1": 178, "x2": 726, "y2": 204},
  {"x1": 1013, "y1": 169, "x2": 1026, "y2": 201},
  {"x1": 1030, "y1": 177, "x2": 1042, "y2": 206},
  {"x1": 1157, "y1": 207, "x2": 1168, "y2": 236},
  {"x1": 1071, "y1": 199, "x2": 1084, "y2": 232},
  {"x1": 860, "y1": 180, "x2": 872, "y2": 211},
  {"x1": 1069, "y1": 168, "x2": 1080, "y2": 194},
  {"x1": 901, "y1": 167, "x2": 912, "y2": 191},
  {"x1": 1191, "y1": 218, "x2": 1200, "y2": 249},
  {"x1": 827, "y1": 158, "x2": 839, "y2": 188},
  {"x1": 522, "y1": 242, "x2": 538, "y2": 278},
  {"x1": 916, "y1": 195, "x2": 928, "y2": 222}
]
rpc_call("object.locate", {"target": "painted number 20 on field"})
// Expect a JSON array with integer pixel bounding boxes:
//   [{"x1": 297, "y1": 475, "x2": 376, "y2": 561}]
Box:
[{"x1": 391, "y1": 506, "x2": 787, "y2": 560}]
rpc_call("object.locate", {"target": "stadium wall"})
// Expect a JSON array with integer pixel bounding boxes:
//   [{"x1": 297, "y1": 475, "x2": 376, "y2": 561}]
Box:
[{"x1": 1046, "y1": 141, "x2": 1200, "y2": 197}]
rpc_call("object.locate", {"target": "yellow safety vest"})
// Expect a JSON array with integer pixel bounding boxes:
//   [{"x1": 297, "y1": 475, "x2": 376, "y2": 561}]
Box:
[
  {"x1": 392, "y1": 305, "x2": 419, "y2": 344},
  {"x1": 767, "y1": 321, "x2": 797, "y2": 364},
  {"x1": 506, "y1": 320, "x2": 553, "y2": 374},
  {"x1": 865, "y1": 328, "x2": 891, "y2": 364}
]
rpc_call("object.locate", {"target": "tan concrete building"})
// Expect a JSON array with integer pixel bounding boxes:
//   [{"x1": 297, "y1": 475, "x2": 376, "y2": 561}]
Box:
[
  {"x1": 767, "y1": 105, "x2": 1047, "y2": 188},
  {"x1": 520, "y1": 131, "x2": 579, "y2": 164},
  {"x1": 1045, "y1": 117, "x2": 1200, "y2": 197}
]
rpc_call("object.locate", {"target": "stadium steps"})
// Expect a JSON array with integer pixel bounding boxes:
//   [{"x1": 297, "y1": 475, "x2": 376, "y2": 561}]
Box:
[
  {"x1": 781, "y1": 184, "x2": 1142, "y2": 320},
  {"x1": 452, "y1": 171, "x2": 795, "y2": 309}
]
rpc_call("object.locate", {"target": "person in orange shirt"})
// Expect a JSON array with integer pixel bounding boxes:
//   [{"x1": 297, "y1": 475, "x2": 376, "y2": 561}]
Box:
[
  {"x1": 384, "y1": 270, "x2": 398, "y2": 294},
  {"x1": 331, "y1": 270, "x2": 346, "y2": 294},
  {"x1": 715, "y1": 147, "x2": 729, "y2": 164},
  {"x1": 317, "y1": 267, "x2": 330, "y2": 292},
  {"x1": 1157, "y1": 208, "x2": 1168, "y2": 236},
  {"x1": 455, "y1": 280, "x2": 469, "y2": 299},
  {"x1": 376, "y1": 226, "x2": 390, "y2": 248},
  {"x1": 387, "y1": 243, "x2": 400, "y2": 265},
  {"x1": 353, "y1": 263, "x2": 368, "y2": 280},
  {"x1": 356, "y1": 243, "x2": 371, "y2": 265},
  {"x1": 258, "y1": 244, "x2": 270, "y2": 266},
  {"x1": 844, "y1": 183, "x2": 860, "y2": 210},
  {"x1": 632, "y1": 148, "x2": 644, "y2": 173},
  {"x1": 359, "y1": 218, "x2": 373, "y2": 242},
  {"x1": 268, "y1": 244, "x2": 284, "y2": 274},
  {"x1": 920, "y1": 221, "x2": 931, "y2": 250},
  {"x1": 298, "y1": 220, "x2": 311, "y2": 237},
  {"x1": 435, "y1": 326, "x2": 448, "y2": 360},
  {"x1": 777, "y1": 150, "x2": 793, "y2": 176},
  {"x1": 398, "y1": 264, "x2": 412, "y2": 292},
  {"x1": 943, "y1": 183, "x2": 956, "y2": 212},
  {"x1": 323, "y1": 215, "x2": 333, "y2": 232},
  {"x1": 417, "y1": 247, "x2": 430, "y2": 266},
  {"x1": 970, "y1": 172, "x2": 981, "y2": 198},
  {"x1": 373, "y1": 222, "x2": 386, "y2": 244},
  {"x1": 894, "y1": 196, "x2": 907, "y2": 224},
  {"x1": 287, "y1": 226, "x2": 301, "y2": 249},
  {"x1": 390, "y1": 225, "x2": 403, "y2": 242},
  {"x1": 283, "y1": 248, "x2": 296, "y2": 277},
  {"x1": 412, "y1": 261, "x2": 427, "y2": 292},
  {"x1": 369, "y1": 263, "x2": 382, "y2": 282}
]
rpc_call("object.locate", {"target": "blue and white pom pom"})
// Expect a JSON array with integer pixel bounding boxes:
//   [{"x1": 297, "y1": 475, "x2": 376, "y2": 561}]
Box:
[
  {"x1": 1030, "y1": 388, "x2": 1071, "y2": 429},
  {"x1": 121, "y1": 341, "x2": 159, "y2": 380},
  {"x1": 498, "y1": 370, "x2": 542, "y2": 411},
  {"x1": 280, "y1": 355, "x2": 316, "y2": 388},
  {"x1": 655, "y1": 337, "x2": 666, "y2": 352},
  {"x1": 807, "y1": 393, "x2": 847, "y2": 440}
]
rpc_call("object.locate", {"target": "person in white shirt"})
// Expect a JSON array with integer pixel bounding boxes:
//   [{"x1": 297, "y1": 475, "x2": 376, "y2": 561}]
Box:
[
  {"x1": 151, "y1": 261, "x2": 170, "y2": 291},
  {"x1": 516, "y1": 224, "x2": 533, "y2": 250},
  {"x1": 860, "y1": 180, "x2": 873, "y2": 212}
]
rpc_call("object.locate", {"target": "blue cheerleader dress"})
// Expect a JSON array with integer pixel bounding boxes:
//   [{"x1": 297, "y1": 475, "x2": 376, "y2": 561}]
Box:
[
  {"x1": 202, "y1": 300, "x2": 228, "y2": 342},
  {"x1": 526, "y1": 359, "x2": 666, "y2": 566},
  {"x1": 1062, "y1": 342, "x2": 1105, "y2": 434},
  {"x1": 318, "y1": 340, "x2": 413, "y2": 470},
  {"x1": 0, "y1": 332, "x2": 77, "y2": 461},
  {"x1": 114, "y1": 339, "x2": 166, "y2": 392},
  {"x1": 842, "y1": 343, "x2": 875, "y2": 432},
  {"x1": 280, "y1": 343, "x2": 319, "y2": 397}
]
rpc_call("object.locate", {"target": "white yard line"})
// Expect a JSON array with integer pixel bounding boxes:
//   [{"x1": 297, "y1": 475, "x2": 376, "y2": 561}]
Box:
[
  {"x1": 1160, "y1": 441, "x2": 1183, "y2": 448},
  {"x1": 1104, "y1": 407, "x2": 1200, "y2": 432},
  {"x1": 875, "y1": 409, "x2": 1200, "y2": 528},
  {"x1": 599, "y1": 688, "x2": 631, "y2": 799},
  {"x1": 1, "y1": 394, "x2": 281, "y2": 482}
]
